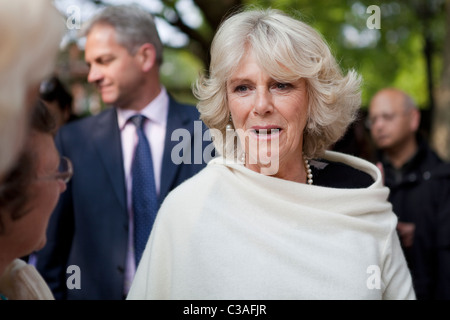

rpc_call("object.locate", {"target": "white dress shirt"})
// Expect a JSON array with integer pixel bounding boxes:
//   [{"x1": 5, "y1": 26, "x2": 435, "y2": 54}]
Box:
[{"x1": 116, "y1": 86, "x2": 169, "y2": 295}]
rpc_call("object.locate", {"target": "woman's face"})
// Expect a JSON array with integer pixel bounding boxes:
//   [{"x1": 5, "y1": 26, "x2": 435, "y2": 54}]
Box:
[
  {"x1": 10, "y1": 131, "x2": 67, "y2": 257},
  {"x1": 226, "y1": 51, "x2": 309, "y2": 178}
]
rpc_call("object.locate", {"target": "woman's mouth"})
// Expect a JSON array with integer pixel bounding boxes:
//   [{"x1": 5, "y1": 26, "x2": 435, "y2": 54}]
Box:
[{"x1": 250, "y1": 127, "x2": 281, "y2": 140}]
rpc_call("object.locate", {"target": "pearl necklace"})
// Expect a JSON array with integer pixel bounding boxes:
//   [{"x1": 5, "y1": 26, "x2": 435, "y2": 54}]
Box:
[{"x1": 303, "y1": 154, "x2": 313, "y2": 185}]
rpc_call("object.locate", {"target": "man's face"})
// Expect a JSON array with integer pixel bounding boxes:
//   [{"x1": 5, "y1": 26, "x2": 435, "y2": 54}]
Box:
[
  {"x1": 368, "y1": 91, "x2": 415, "y2": 150},
  {"x1": 84, "y1": 24, "x2": 145, "y2": 109}
]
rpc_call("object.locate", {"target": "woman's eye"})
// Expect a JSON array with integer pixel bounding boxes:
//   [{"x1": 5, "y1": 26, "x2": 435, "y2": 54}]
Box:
[
  {"x1": 275, "y1": 83, "x2": 290, "y2": 90},
  {"x1": 235, "y1": 85, "x2": 248, "y2": 92}
]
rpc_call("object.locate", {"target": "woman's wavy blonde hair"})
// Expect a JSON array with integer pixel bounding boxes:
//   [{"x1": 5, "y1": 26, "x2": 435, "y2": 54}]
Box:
[
  {"x1": 193, "y1": 7, "x2": 362, "y2": 159},
  {"x1": 0, "y1": 0, "x2": 65, "y2": 179}
]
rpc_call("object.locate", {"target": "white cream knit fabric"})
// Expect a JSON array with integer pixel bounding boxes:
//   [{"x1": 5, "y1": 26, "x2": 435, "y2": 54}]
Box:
[
  {"x1": 128, "y1": 151, "x2": 416, "y2": 300},
  {"x1": 0, "y1": 259, "x2": 54, "y2": 300}
]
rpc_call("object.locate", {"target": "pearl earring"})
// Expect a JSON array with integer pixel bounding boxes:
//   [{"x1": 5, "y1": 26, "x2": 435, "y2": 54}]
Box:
[{"x1": 226, "y1": 113, "x2": 233, "y2": 131}]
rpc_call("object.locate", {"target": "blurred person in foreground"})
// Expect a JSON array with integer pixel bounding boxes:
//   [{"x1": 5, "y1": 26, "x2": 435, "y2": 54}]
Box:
[
  {"x1": 0, "y1": 100, "x2": 72, "y2": 300},
  {"x1": 35, "y1": 4, "x2": 211, "y2": 300},
  {"x1": 22, "y1": 76, "x2": 78, "y2": 263},
  {"x1": 0, "y1": 0, "x2": 65, "y2": 182},
  {"x1": 368, "y1": 88, "x2": 444, "y2": 298},
  {"x1": 127, "y1": 7, "x2": 415, "y2": 300}
]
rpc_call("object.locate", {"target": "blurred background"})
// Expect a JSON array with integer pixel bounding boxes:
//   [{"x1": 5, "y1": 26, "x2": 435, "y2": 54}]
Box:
[{"x1": 51, "y1": 0, "x2": 450, "y2": 160}]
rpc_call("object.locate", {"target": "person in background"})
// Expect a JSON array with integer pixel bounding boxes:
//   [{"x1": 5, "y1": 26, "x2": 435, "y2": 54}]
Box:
[
  {"x1": 0, "y1": 0, "x2": 65, "y2": 182},
  {"x1": 35, "y1": 4, "x2": 212, "y2": 300},
  {"x1": 0, "y1": 100, "x2": 72, "y2": 300},
  {"x1": 40, "y1": 76, "x2": 79, "y2": 133},
  {"x1": 367, "y1": 87, "x2": 444, "y2": 298},
  {"x1": 412, "y1": 161, "x2": 450, "y2": 299},
  {"x1": 127, "y1": 7, "x2": 415, "y2": 300}
]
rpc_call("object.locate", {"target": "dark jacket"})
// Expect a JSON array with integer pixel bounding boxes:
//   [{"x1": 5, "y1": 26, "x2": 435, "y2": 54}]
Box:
[
  {"x1": 380, "y1": 135, "x2": 444, "y2": 223},
  {"x1": 412, "y1": 162, "x2": 450, "y2": 299},
  {"x1": 377, "y1": 135, "x2": 445, "y2": 299},
  {"x1": 311, "y1": 157, "x2": 374, "y2": 189}
]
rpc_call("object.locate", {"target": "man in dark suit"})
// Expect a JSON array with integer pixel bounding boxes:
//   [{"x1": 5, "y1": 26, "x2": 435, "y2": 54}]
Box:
[
  {"x1": 35, "y1": 5, "x2": 212, "y2": 300},
  {"x1": 368, "y1": 88, "x2": 444, "y2": 299}
]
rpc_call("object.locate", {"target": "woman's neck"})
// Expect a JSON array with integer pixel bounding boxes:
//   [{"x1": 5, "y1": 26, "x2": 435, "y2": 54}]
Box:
[{"x1": 246, "y1": 156, "x2": 307, "y2": 184}]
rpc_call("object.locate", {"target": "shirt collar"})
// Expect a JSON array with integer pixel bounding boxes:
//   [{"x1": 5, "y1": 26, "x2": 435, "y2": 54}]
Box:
[{"x1": 117, "y1": 86, "x2": 169, "y2": 130}]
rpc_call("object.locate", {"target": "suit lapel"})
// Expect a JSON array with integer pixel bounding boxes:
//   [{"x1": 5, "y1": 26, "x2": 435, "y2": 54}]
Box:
[
  {"x1": 159, "y1": 98, "x2": 191, "y2": 202},
  {"x1": 92, "y1": 108, "x2": 127, "y2": 210}
]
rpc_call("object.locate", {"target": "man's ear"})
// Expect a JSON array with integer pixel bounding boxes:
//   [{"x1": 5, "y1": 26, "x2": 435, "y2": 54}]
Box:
[
  {"x1": 410, "y1": 108, "x2": 421, "y2": 132},
  {"x1": 136, "y1": 43, "x2": 156, "y2": 72}
]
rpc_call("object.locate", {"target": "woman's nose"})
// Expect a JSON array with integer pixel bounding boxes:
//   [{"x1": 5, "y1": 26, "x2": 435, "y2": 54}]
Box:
[{"x1": 253, "y1": 89, "x2": 274, "y2": 115}]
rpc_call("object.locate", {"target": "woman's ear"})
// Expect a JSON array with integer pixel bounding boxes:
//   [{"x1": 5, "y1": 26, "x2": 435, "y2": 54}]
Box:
[{"x1": 136, "y1": 43, "x2": 157, "y2": 72}]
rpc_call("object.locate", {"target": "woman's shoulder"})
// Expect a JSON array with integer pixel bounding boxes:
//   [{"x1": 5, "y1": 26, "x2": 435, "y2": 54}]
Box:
[
  {"x1": 155, "y1": 160, "x2": 230, "y2": 224},
  {"x1": 0, "y1": 259, "x2": 54, "y2": 300},
  {"x1": 163, "y1": 160, "x2": 227, "y2": 200},
  {"x1": 311, "y1": 151, "x2": 376, "y2": 188}
]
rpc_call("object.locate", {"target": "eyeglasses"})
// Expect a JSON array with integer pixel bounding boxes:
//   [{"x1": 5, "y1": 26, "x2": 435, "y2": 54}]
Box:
[
  {"x1": 38, "y1": 156, "x2": 73, "y2": 184},
  {"x1": 365, "y1": 111, "x2": 407, "y2": 129}
]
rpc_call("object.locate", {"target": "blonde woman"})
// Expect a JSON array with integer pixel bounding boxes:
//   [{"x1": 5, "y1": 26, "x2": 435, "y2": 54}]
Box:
[{"x1": 128, "y1": 8, "x2": 415, "y2": 300}]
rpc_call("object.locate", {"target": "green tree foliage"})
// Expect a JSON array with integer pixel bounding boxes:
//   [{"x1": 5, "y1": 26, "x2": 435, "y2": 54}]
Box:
[
  {"x1": 71, "y1": 0, "x2": 445, "y2": 110},
  {"x1": 56, "y1": 0, "x2": 449, "y2": 156},
  {"x1": 154, "y1": 0, "x2": 446, "y2": 112}
]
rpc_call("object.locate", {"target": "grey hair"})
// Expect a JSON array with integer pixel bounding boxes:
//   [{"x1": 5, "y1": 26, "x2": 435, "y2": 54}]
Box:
[
  {"x1": 193, "y1": 7, "x2": 362, "y2": 159},
  {"x1": 81, "y1": 4, "x2": 163, "y2": 65},
  {"x1": 403, "y1": 91, "x2": 417, "y2": 111},
  {"x1": 0, "y1": 0, "x2": 65, "y2": 179}
]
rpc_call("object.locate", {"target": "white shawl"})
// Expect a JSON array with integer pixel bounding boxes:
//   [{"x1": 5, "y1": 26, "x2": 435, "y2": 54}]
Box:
[
  {"x1": 0, "y1": 259, "x2": 54, "y2": 300},
  {"x1": 128, "y1": 151, "x2": 415, "y2": 300}
]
